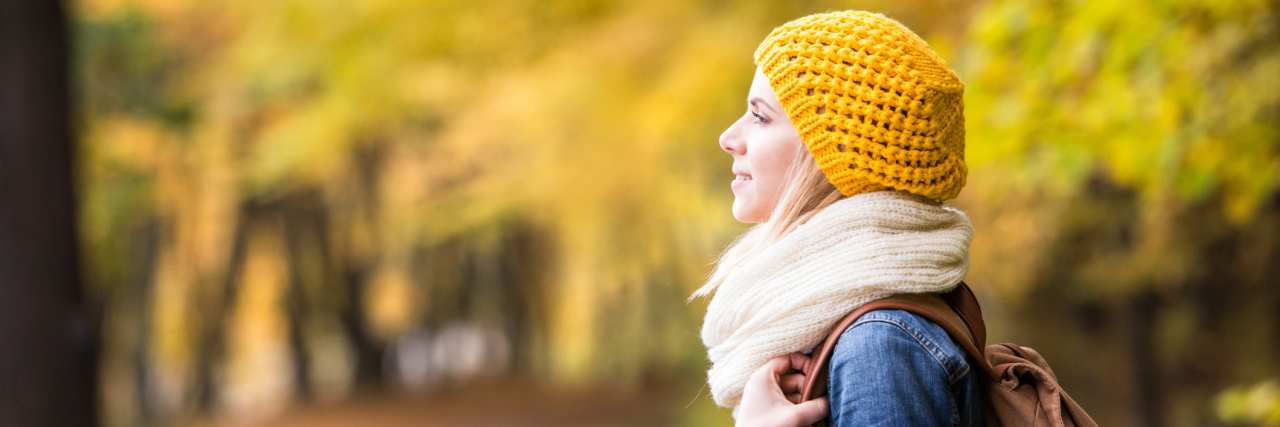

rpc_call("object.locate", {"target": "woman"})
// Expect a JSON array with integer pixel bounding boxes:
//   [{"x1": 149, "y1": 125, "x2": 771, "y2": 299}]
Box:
[{"x1": 694, "y1": 11, "x2": 981, "y2": 427}]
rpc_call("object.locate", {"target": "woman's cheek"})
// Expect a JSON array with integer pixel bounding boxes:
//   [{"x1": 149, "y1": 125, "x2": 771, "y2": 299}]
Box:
[{"x1": 735, "y1": 185, "x2": 766, "y2": 223}]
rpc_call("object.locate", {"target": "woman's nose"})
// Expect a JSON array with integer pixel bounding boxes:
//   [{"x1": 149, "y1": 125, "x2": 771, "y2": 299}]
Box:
[{"x1": 719, "y1": 119, "x2": 745, "y2": 155}]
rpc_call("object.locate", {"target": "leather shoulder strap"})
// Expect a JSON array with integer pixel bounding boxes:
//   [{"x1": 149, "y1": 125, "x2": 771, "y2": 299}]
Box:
[
  {"x1": 799, "y1": 283, "x2": 999, "y2": 403},
  {"x1": 940, "y1": 282, "x2": 988, "y2": 351}
]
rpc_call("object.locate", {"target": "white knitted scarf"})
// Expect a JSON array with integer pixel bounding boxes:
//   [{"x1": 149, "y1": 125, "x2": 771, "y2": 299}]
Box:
[{"x1": 700, "y1": 190, "x2": 974, "y2": 408}]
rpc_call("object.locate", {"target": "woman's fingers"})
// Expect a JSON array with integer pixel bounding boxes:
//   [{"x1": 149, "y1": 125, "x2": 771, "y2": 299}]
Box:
[
  {"x1": 739, "y1": 354, "x2": 831, "y2": 427},
  {"x1": 758, "y1": 355, "x2": 796, "y2": 378},
  {"x1": 784, "y1": 352, "x2": 813, "y2": 372},
  {"x1": 760, "y1": 352, "x2": 814, "y2": 378},
  {"x1": 754, "y1": 355, "x2": 813, "y2": 400},
  {"x1": 792, "y1": 397, "x2": 830, "y2": 426},
  {"x1": 779, "y1": 373, "x2": 806, "y2": 394}
]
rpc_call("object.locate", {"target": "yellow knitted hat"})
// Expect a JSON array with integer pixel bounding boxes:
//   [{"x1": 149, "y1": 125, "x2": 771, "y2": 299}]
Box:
[{"x1": 755, "y1": 11, "x2": 966, "y2": 201}]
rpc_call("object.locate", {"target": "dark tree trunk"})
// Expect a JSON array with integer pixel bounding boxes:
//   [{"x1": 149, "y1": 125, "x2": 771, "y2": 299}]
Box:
[
  {"x1": 342, "y1": 265, "x2": 384, "y2": 388},
  {"x1": 284, "y1": 273, "x2": 314, "y2": 401},
  {"x1": 130, "y1": 219, "x2": 161, "y2": 425},
  {"x1": 193, "y1": 202, "x2": 251, "y2": 411},
  {"x1": 342, "y1": 145, "x2": 385, "y2": 388},
  {"x1": 502, "y1": 226, "x2": 552, "y2": 374},
  {"x1": 1127, "y1": 291, "x2": 1162, "y2": 427},
  {"x1": 0, "y1": 0, "x2": 99, "y2": 425},
  {"x1": 280, "y1": 195, "x2": 321, "y2": 401}
]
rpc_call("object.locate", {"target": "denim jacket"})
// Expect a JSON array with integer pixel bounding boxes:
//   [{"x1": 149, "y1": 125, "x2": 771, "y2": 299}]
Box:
[{"x1": 826, "y1": 309, "x2": 984, "y2": 426}]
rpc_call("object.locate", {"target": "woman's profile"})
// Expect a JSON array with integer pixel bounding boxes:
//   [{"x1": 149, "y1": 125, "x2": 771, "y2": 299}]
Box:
[{"x1": 694, "y1": 11, "x2": 979, "y2": 427}]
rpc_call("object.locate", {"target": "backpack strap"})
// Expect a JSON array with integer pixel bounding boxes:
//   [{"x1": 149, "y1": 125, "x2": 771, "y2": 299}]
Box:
[
  {"x1": 799, "y1": 282, "x2": 1000, "y2": 403},
  {"x1": 940, "y1": 282, "x2": 988, "y2": 352}
]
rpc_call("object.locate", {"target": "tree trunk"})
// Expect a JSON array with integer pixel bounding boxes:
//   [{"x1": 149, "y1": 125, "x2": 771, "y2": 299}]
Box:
[
  {"x1": 1127, "y1": 291, "x2": 1162, "y2": 427},
  {"x1": 192, "y1": 202, "x2": 251, "y2": 412},
  {"x1": 0, "y1": 0, "x2": 99, "y2": 425},
  {"x1": 130, "y1": 219, "x2": 161, "y2": 425},
  {"x1": 343, "y1": 265, "x2": 384, "y2": 388},
  {"x1": 280, "y1": 196, "x2": 320, "y2": 401}
]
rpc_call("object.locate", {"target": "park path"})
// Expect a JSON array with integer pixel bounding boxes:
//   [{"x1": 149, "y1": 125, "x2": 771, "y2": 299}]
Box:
[{"x1": 234, "y1": 380, "x2": 684, "y2": 427}]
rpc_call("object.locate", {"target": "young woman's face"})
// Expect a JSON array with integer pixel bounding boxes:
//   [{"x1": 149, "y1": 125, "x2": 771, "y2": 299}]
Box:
[{"x1": 719, "y1": 67, "x2": 805, "y2": 223}]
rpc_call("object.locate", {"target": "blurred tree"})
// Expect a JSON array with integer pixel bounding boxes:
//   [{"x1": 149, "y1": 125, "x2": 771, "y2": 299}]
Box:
[
  {"x1": 0, "y1": 0, "x2": 98, "y2": 426},
  {"x1": 68, "y1": 0, "x2": 1280, "y2": 426},
  {"x1": 1218, "y1": 379, "x2": 1280, "y2": 426},
  {"x1": 959, "y1": 0, "x2": 1280, "y2": 425}
]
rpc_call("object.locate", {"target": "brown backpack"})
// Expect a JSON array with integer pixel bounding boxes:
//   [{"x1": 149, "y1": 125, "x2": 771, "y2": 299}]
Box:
[{"x1": 799, "y1": 283, "x2": 1098, "y2": 427}]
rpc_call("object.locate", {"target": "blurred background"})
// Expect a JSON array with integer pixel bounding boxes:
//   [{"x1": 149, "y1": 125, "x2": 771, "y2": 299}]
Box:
[{"x1": 1, "y1": 0, "x2": 1279, "y2": 426}]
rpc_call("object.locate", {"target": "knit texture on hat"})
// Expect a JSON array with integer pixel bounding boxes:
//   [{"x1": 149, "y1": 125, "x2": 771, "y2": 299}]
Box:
[
  {"x1": 700, "y1": 190, "x2": 973, "y2": 408},
  {"x1": 754, "y1": 11, "x2": 967, "y2": 200}
]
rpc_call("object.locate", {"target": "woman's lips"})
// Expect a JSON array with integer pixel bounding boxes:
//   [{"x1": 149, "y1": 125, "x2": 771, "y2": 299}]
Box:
[{"x1": 731, "y1": 175, "x2": 751, "y2": 191}]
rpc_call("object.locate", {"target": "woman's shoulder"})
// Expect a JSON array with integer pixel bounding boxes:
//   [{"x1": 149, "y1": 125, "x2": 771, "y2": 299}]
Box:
[
  {"x1": 831, "y1": 308, "x2": 971, "y2": 383},
  {"x1": 825, "y1": 308, "x2": 986, "y2": 426}
]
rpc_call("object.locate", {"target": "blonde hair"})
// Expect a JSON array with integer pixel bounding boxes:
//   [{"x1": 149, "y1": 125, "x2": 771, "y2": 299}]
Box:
[{"x1": 692, "y1": 145, "x2": 846, "y2": 298}]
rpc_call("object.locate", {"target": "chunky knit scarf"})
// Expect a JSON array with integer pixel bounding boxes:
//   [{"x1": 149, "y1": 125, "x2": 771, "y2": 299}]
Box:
[{"x1": 700, "y1": 191, "x2": 974, "y2": 408}]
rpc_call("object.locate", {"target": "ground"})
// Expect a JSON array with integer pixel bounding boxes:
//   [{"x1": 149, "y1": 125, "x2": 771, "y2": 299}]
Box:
[{"x1": 222, "y1": 379, "x2": 730, "y2": 427}]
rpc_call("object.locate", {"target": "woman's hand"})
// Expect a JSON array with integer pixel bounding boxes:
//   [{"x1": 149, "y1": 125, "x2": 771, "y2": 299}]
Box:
[{"x1": 735, "y1": 353, "x2": 830, "y2": 427}]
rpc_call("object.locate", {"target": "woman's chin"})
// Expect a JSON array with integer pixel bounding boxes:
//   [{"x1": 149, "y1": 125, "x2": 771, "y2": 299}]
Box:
[
  {"x1": 731, "y1": 200, "x2": 747, "y2": 222},
  {"x1": 731, "y1": 199, "x2": 763, "y2": 224}
]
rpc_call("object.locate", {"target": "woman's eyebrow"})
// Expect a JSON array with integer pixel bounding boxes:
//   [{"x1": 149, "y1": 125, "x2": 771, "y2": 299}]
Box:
[{"x1": 748, "y1": 97, "x2": 777, "y2": 114}]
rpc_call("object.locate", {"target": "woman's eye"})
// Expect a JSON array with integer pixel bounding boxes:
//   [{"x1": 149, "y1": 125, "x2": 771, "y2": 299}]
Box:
[{"x1": 751, "y1": 111, "x2": 769, "y2": 124}]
